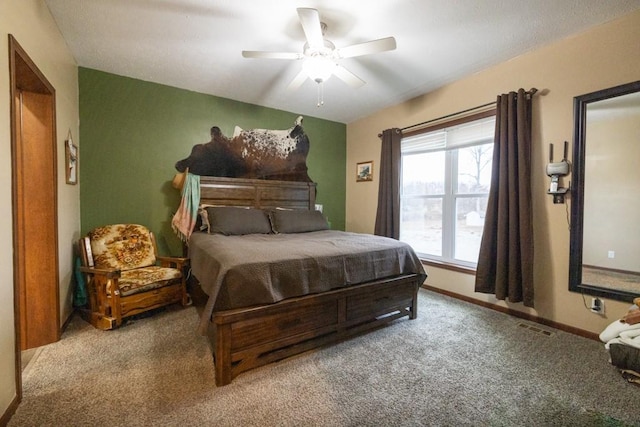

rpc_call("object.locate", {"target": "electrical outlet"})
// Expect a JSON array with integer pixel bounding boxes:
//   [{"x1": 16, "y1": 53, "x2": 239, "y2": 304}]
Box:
[
  {"x1": 608, "y1": 250, "x2": 615, "y2": 259},
  {"x1": 590, "y1": 297, "x2": 605, "y2": 315}
]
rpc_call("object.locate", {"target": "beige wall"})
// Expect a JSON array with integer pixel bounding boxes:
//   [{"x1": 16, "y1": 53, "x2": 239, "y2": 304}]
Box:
[
  {"x1": 0, "y1": 0, "x2": 79, "y2": 417},
  {"x1": 346, "y1": 10, "x2": 640, "y2": 335}
]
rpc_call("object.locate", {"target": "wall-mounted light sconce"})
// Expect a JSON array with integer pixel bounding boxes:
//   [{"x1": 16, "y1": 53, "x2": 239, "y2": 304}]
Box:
[{"x1": 547, "y1": 141, "x2": 570, "y2": 203}]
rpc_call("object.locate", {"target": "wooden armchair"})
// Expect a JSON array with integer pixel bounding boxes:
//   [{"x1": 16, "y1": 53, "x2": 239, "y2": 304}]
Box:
[{"x1": 78, "y1": 224, "x2": 190, "y2": 330}]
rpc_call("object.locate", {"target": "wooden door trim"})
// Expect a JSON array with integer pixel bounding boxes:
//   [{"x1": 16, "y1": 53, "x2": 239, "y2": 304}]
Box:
[{"x1": 9, "y1": 34, "x2": 60, "y2": 403}]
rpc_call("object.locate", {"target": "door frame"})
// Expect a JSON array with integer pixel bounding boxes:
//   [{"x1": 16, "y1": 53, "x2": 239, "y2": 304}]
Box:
[{"x1": 9, "y1": 34, "x2": 60, "y2": 401}]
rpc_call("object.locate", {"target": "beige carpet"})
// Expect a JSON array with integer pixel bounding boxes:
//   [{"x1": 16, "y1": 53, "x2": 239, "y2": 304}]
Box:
[{"x1": 9, "y1": 290, "x2": 640, "y2": 426}]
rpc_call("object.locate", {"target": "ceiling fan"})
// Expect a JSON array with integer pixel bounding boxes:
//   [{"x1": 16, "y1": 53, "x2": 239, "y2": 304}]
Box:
[{"x1": 242, "y1": 8, "x2": 396, "y2": 97}]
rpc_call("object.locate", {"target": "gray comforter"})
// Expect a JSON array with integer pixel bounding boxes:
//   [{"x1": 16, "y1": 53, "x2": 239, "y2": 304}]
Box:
[{"x1": 189, "y1": 230, "x2": 427, "y2": 333}]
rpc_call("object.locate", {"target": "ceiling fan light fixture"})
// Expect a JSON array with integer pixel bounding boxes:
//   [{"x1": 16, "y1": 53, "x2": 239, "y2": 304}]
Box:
[
  {"x1": 241, "y1": 7, "x2": 395, "y2": 101},
  {"x1": 302, "y1": 56, "x2": 335, "y2": 83}
]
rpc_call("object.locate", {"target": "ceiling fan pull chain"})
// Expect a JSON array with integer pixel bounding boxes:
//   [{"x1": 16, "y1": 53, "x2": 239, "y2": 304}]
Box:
[{"x1": 317, "y1": 81, "x2": 324, "y2": 107}]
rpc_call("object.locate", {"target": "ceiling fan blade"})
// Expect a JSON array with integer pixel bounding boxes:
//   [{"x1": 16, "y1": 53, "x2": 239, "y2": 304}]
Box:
[
  {"x1": 297, "y1": 8, "x2": 324, "y2": 50},
  {"x1": 242, "y1": 51, "x2": 303, "y2": 60},
  {"x1": 333, "y1": 65, "x2": 365, "y2": 88},
  {"x1": 337, "y1": 36, "x2": 397, "y2": 59},
  {"x1": 287, "y1": 69, "x2": 309, "y2": 91}
]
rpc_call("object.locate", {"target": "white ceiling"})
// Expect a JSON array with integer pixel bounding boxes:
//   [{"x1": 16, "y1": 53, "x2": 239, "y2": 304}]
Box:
[{"x1": 45, "y1": 0, "x2": 640, "y2": 124}]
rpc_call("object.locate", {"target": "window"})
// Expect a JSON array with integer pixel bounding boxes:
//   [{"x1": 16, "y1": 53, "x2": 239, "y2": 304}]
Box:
[{"x1": 400, "y1": 113, "x2": 495, "y2": 268}]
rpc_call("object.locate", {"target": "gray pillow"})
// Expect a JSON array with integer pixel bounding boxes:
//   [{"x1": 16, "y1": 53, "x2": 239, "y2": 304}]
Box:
[
  {"x1": 270, "y1": 209, "x2": 329, "y2": 233},
  {"x1": 206, "y1": 207, "x2": 272, "y2": 235}
]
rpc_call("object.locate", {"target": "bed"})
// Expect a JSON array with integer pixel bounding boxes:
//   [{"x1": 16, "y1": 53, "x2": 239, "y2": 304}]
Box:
[{"x1": 189, "y1": 176, "x2": 427, "y2": 386}]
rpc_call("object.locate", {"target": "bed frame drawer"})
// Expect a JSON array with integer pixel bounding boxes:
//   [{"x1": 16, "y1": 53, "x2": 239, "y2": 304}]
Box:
[
  {"x1": 346, "y1": 279, "x2": 416, "y2": 322},
  {"x1": 229, "y1": 299, "x2": 338, "y2": 351},
  {"x1": 210, "y1": 274, "x2": 421, "y2": 386}
]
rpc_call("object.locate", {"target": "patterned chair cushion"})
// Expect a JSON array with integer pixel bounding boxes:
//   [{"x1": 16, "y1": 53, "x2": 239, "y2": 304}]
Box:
[
  {"x1": 119, "y1": 266, "x2": 183, "y2": 297},
  {"x1": 89, "y1": 224, "x2": 156, "y2": 271}
]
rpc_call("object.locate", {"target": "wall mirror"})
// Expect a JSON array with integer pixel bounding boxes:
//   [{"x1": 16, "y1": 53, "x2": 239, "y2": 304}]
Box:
[{"x1": 569, "y1": 80, "x2": 640, "y2": 302}]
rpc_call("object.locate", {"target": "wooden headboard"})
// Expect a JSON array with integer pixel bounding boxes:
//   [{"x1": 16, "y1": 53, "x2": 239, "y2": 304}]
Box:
[{"x1": 199, "y1": 176, "x2": 316, "y2": 210}]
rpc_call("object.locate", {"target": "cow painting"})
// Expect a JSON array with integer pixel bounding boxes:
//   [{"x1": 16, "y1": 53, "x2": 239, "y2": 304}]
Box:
[{"x1": 175, "y1": 116, "x2": 312, "y2": 182}]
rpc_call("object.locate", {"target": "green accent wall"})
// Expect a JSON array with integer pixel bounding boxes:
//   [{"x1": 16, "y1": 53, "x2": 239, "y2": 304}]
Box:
[{"x1": 79, "y1": 68, "x2": 346, "y2": 256}]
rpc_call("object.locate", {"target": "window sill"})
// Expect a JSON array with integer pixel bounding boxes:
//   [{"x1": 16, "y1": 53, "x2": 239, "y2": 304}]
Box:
[{"x1": 420, "y1": 258, "x2": 476, "y2": 275}]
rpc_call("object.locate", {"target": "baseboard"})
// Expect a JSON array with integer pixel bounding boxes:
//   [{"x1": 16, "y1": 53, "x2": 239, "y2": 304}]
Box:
[
  {"x1": 422, "y1": 285, "x2": 600, "y2": 341},
  {"x1": 1, "y1": 394, "x2": 20, "y2": 427},
  {"x1": 62, "y1": 309, "x2": 77, "y2": 333}
]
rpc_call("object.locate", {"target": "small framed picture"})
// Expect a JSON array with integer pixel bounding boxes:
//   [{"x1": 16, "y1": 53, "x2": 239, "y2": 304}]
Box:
[
  {"x1": 65, "y1": 131, "x2": 78, "y2": 185},
  {"x1": 356, "y1": 161, "x2": 373, "y2": 182}
]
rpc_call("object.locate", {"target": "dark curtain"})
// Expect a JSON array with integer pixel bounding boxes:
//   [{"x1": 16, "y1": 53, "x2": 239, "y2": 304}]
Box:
[
  {"x1": 374, "y1": 128, "x2": 402, "y2": 239},
  {"x1": 475, "y1": 89, "x2": 534, "y2": 307}
]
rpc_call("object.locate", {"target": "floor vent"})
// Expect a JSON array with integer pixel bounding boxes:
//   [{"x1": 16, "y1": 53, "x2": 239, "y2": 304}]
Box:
[{"x1": 518, "y1": 322, "x2": 554, "y2": 336}]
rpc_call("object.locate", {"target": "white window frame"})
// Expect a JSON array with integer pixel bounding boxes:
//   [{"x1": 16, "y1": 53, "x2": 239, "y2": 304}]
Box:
[{"x1": 400, "y1": 111, "x2": 496, "y2": 270}]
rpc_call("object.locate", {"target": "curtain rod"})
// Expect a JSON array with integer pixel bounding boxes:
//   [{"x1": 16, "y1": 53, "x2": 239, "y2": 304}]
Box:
[{"x1": 384, "y1": 88, "x2": 538, "y2": 136}]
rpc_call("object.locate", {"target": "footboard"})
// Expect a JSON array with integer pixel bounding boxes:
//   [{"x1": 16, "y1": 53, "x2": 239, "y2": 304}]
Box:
[{"x1": 209, "y1": 274, "x2": 420, "y2": 386}]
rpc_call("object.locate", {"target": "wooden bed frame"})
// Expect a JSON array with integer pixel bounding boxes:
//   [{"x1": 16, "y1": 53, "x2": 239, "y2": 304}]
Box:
[{"x1": 196, "y1": 176, "x2": 423, "y2": 386}]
